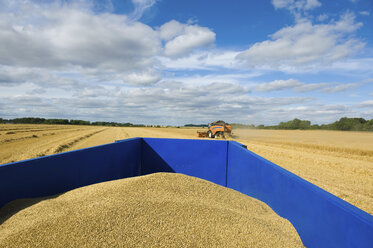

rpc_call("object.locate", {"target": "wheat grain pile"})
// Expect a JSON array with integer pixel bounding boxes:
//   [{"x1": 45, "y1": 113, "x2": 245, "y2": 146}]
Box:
[{"x1": 0, "y1": 173, "x2": 303, "y2": 247}]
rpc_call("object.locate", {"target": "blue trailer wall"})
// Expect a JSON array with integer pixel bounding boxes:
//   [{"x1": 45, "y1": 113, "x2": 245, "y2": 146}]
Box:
[
  {"x1": 141, "y1": 138, "x2": 227, "y2": 186},
  {"x1": 1, "y1": 137, "x2": 373, "y2": 247},
  {"x1": 0, "y1": 138, "x2": 141, "y2": 208},
  {"x1": 226, "y1": 141, "x2": 373, "y2": 248}
]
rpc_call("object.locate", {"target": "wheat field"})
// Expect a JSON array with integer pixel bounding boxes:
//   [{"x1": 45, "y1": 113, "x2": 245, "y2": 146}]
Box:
[{"x1": 0, "y1": 124, "x2": 372, "y2": 215}]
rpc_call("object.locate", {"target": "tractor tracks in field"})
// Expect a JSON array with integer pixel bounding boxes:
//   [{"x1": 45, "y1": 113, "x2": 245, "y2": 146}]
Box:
[
  {"x1": 1, "y1": 127, "x2": 68, "y2": 135},
  {"x1": 0, "y1": 128, "x2": 87, "y2": 145},
  {"x1": 0, "y1": 134, "x2": 40, "y2": 144},
  {"x1": 54, "y1": 128, "x2": 108, "y2": 154},
  {"x1": 0, "y1": 131, "x2": 67, "y2": 144}
]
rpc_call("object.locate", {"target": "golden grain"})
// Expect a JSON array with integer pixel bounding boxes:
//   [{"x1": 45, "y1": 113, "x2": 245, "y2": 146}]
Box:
[{"x1": 0, "y1": 173, "x2": 303, "y2": 247}]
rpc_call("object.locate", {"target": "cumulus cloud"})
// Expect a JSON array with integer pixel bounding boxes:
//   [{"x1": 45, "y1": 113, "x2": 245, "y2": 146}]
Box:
[
  {"x1": 236, "y1": 12, "x2": 364, "y2": 68},
  {"x1": 160, "y1": 20, "x2": 216, "y2": 58},
  {"x1": 6, "y1": 95, "x2": 52, "y2": 107},
  {"x1": 0, "y1": 0, "x2": 161, "y2": 74},
  {"x1": 0, "y1": 66, "x2": 82, "y2": 89},
  {"x1": 1, "y1": 78, "x2": 367, "y2": 125},
  {"x1": 271, "y1": 104, "x2": 352, "y2": 123},
  {"x1": 0, "y1": 1, "x2": 218, "y2": 85},
  {"x1": 1, "y1": 79, "x2": 314, "y2": 125},
  {"x1": 0, "y1": 1, "x2": 218, "y2": 87},
  {"x1": 159, "y1": 20, "x2": 186, "y2": 41}
]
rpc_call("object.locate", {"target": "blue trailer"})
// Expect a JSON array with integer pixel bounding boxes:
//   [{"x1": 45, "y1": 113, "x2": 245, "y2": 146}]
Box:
[{"x1": 0, "y1": 137, "x2": 372, "y2": 247}]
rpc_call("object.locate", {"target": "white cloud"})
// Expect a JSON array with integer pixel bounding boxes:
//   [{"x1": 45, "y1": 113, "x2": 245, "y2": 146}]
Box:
[
  {"x1": 357, "y1": 100, "x2": 373, "y2": 108},
  {"x1": 0, "y1": 2, "x2": 216, "y2": 74},
  {"x1": 329, "y1": 58, "x2": 373, "y2": 73},
  {"x1": 255, "y1": 79, "x2": 302, "y2": 92},
  {"x1": 0, "y1": 3, "x2": 161, "y2": 72},
  {"x1": 359, "y1": 11, "x2": 370, "y2": 16},
  {"x1": 166, "y1": 73, "x2": 261, "y2": 86},
  {"x1": 236, "y1": 13, "x2": 364, "y2": 68},
  {"x1": 303, "y1": 0, "x2": 322, "y2": 10},
  {"x1": 294, "y1": 83, "x2": 330, "y2": 92},
  {"x1": 317, "y1": 14, "x2": 328, "y2": 22},
  {"x1": 159, "y1": 50, "x2": 242, "y2": 71},
  {"x1": 160, "y1": 20, "x2": 216, "y2": 58},
  {"x1": 130, "y1": 0, "x2": 157, "y2": 20},
  {"x1": 0, "y1": 79, "x2": 315, "y2": 125},
  {"x1": 123, "y1": 70, "x2": 161, "y2": 86},
  {"x1": 159, "y1": 20, "x2": 186, "y2": 41},
  {"x1": 272, "y1": 0, "x2": 321, "y2": 11},
  {"x1": 0, "y1": 1, "x2": 218, "y2": 87},
  {"x1": 272, "y1": 104, "x2": 352, "y2": 123},
  {"x1": 255, "y1": 80, "x2": 331, "y2": 93},
  {"x1": 272, "y1": 0, "x2": 294, "y2": 9},
  {"x1": 321, "y1": 83, "x2": 360, "y2": 93},
  {"x1": 0, "y1": 66, "x2": 82, "y2": 89},
  {"x1": 254, "y1": 80, "x2": 362, "y2": 93}
]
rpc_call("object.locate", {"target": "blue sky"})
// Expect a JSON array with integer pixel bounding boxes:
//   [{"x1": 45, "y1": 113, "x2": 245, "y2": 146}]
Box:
[{"x1": 0, "y1": 0, "x2": 372, "y2": 125}]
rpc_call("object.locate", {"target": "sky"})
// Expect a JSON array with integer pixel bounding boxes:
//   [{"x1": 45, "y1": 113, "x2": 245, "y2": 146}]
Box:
[{"x1": 0, "y1": 0, "x2": 373, "y2": 125}]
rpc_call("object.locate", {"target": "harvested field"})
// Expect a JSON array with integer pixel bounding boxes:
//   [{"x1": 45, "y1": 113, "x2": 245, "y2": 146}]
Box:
[
  {"x1": 0, "y1": 173, "x2": 303, "y2": 247},
  {"x1": 0, "y1": 125, "x2": 198, "y2": 164},
  {"x1": 0, "y1": 124, "x2": 372, "y2": 215}
]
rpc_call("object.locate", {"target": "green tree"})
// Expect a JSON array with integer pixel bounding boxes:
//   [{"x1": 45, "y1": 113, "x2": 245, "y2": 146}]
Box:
[
  {"x1": 45, "y1": 119, "x2": 69, "y2": 125},
  {"x1": 334, "y1": 117, "x2": 366, "y2": 131},
  {"x1": 278, "y1": 119, "x2": 311, "y2": 130},
  {"x1": 70, "y1": 120, "x2": 90, "y2": 125}
]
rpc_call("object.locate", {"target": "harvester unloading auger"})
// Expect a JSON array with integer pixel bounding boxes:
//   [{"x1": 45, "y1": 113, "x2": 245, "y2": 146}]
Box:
[{"x1": 197, "y1": 120, "x2": 232, "y2": 139}]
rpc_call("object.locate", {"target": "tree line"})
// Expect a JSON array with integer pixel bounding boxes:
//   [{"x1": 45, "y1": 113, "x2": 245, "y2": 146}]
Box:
[
  {"x1": 236, "y1": 117, "x2": 373, "y2": 131},
  {"x1": 1, "y1": 116, "x2": 373, "y2": 131},
  {"x1": 0, "y1": 117, "x2": 145, "y2": 127},
  {"x1": 184, "y1": 124, "x2": 208, "y2": 127}
]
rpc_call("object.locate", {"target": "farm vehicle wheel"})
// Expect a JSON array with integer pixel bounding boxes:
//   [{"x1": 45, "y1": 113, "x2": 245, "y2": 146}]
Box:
[
  {"x1": 208, "y1": 131, "x2": 214, "y2": 138},
  {"x1": 215, "y1": 132, "x2": 225, "y2": 139}
]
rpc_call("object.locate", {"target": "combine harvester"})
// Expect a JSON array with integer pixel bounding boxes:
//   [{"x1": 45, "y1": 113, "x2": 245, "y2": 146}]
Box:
[
  {"x1": 197, "y1": 120, "x2": 232, "y2": 138},
  {"x1": 1, "y1": 138, "x2": 373, "y2": 247}
]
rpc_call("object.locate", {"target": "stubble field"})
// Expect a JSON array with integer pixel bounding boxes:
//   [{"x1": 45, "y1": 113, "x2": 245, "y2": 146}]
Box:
[{"x1": 0, "y1": 124, "x2": 372, "y2": 215}]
